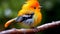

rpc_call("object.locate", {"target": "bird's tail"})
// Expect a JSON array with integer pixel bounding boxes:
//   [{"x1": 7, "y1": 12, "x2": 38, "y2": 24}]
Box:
[{"x1": 4, "y1": 17, "x2": 17, "y2": 28}]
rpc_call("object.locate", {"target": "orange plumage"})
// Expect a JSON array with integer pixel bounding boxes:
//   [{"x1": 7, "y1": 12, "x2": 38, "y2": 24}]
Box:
[{"x1": 18, "y1": 0, "x2": 42, "y2": 27}]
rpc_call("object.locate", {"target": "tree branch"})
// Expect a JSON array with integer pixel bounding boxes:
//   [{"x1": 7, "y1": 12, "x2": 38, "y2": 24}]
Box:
[{"x1": 0, "y1": 21, "x2": 60, "y2": 34}]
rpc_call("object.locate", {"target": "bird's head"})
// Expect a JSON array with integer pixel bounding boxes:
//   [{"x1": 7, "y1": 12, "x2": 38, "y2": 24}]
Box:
[{"x1": 22, "y1": 0, "x2": 40, "y2": 11}]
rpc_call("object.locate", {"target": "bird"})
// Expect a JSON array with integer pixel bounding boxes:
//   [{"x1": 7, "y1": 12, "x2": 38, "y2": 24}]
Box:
[{"x1": 4, "y1": 0, "x2": 42, "y2": 28}]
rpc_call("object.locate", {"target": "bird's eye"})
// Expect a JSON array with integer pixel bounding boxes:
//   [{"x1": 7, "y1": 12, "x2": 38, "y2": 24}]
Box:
[
  {"x1": 34, "y1": 7, "x2": 36, "y2": 9},
  {"x1": 31, "y1": 6, "x2": 36, "y2": 9}
]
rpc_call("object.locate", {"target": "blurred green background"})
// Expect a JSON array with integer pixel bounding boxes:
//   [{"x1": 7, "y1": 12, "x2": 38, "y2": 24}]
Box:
[{"x1": 0, "y1": 0, "x2": 60, "y2": 34}]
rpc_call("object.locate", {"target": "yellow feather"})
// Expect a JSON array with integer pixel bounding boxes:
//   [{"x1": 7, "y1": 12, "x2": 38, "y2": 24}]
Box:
[{"x1": 18, "y1": 0, "x2": 42, "y2": 28}]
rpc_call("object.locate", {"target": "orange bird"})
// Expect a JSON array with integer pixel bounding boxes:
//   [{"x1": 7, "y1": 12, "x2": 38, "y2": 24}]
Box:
[{"x1": 5, "y1": 0, "x2": 42, "y2": 28}]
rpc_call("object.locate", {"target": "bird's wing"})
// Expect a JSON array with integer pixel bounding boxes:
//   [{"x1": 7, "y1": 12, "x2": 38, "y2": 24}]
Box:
[{"x1": 15, "y1": 13, "x2": 34, "y2": 24}]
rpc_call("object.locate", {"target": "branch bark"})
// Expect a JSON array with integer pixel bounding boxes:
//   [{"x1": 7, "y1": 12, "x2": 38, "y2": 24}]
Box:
[{"x1": 0, "y1": 21, "x2": 60, "y2": 34}]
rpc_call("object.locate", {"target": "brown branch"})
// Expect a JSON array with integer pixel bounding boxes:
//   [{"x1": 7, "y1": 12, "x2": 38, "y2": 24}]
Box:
[{"x1": 0, "y1": 21, "x2": 60, "y2": 34}]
